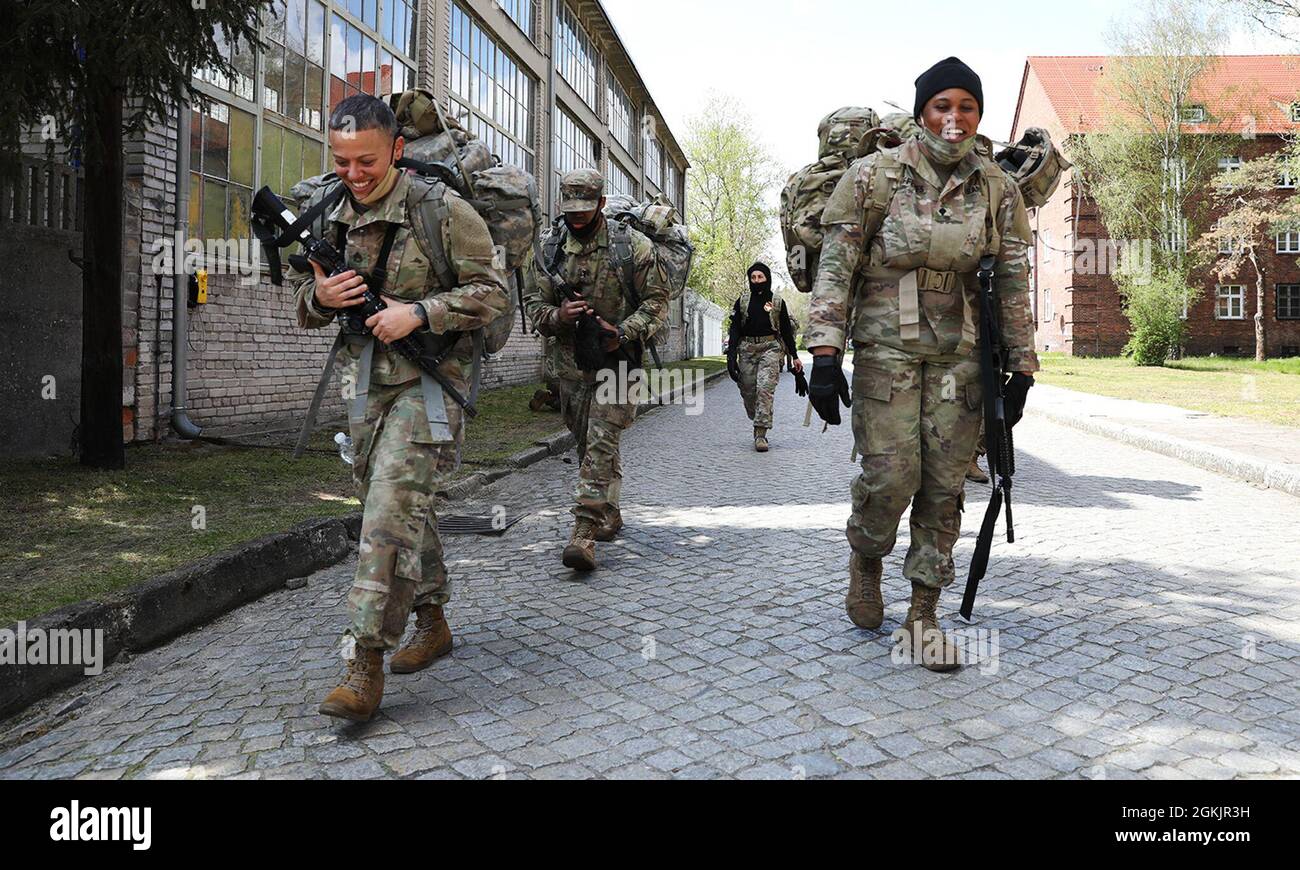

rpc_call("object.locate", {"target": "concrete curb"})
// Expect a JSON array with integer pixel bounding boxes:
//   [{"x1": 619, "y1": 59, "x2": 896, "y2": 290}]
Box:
[
  {"x1": 0, "y1": 366, "x2": 730, "y2": 720},
  {"x1": 1033, "y1": 405, "x2": 1300, "y2": 499}
]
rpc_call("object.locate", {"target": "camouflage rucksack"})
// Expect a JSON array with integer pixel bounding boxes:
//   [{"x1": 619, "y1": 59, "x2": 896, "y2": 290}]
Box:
[{"x1": 780, "y1": 107, "x2": 884, "y2": 292}]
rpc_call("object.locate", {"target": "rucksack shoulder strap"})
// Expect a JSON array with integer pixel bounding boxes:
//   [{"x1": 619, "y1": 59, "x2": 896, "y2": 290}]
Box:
[
  {"x1": 608, "y1": 220, "x2": 637, "y2": 299},
  {"x1": 405, "y1": 178, "x2": 456, "y2": 289},
  {"x1": 861, "y1": 152, "x2": 904, "y2": 247}
]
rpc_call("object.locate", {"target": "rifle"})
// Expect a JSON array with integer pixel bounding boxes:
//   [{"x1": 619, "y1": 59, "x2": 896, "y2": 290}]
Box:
[
  {"x1": 251, "y1": 186, "x2": 476, "y2": 418},
  {"x1": 535, "y1": 237, "x2": 616, "y2": 372},
  {"x1": 960, "y1": 254, "x2": 1017, "y2": 621}
]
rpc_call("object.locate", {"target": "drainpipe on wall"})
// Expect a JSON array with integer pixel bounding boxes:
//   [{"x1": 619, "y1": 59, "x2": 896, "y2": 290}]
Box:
[{"x1": 171, "y1": 97, "x2": 202, "y2": 439}]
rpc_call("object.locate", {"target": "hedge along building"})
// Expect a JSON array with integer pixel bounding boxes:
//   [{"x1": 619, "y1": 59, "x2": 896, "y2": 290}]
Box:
[
  {"x1": 1011, "y1": 55, "x2": 1300, "y2": 358},
  {"x1": 7, "y1": 0, "x2": 690, "y2": 454}
]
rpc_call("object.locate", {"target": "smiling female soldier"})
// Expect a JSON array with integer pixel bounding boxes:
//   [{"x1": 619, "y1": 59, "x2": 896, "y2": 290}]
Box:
[{"x1": 805, "y1": 57, "x2": 1038, "y2": 671}]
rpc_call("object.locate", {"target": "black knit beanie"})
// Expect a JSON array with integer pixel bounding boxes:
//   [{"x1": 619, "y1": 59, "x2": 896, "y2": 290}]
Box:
[{"x1": 913, "y1": 57, "x2": 984, "y2": 122}]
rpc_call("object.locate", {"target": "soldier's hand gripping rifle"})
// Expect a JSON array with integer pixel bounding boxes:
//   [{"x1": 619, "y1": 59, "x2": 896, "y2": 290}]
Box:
[
  {"x1": 534, "y1": 242, "x2": 611, "y2": 372},
  {"x1": 251, "y1": 186, "x2": 476, "y2": 418},
  {"x1": 960, "y1": 255, "x2": 1033, "y2": 621}
]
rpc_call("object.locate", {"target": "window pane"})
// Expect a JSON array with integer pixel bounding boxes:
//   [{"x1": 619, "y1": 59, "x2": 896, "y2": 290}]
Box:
[
  {"x1": 203, "y1": 179, "x2": 226, "y2": 240},
  {"x1": 288, "y1": 0, "x2": 305, "y2": 53},
  {"x1": 189, "y1": 172, "x2": 202, "y2": 234},
  {"x1": 406, "y1": 4, "x2": 417, "y2": 58},
  {"x1": 232, "y1": 37, "x2": 256, "y2": 102},
  {"x1": 302, "y1": 138, "x2": 323, "y2": 181},
  {"x1": 264, "y1": 43, "x2": 285, "y2": 114},
  {"x1": 228, "y1": 185, "x2": 252, "y2": 240},
  {"x1": 395, "y1": 4, "x2": 406, "y2": 59},
  {"x1": 228, "y1": 107, "x2": 255, "y2": 187},
  {"x1": 261, "y1": 123, "x2": 283, "y2": 196},
  {"x1": 282, "y1": 130, "x2": 303, "y2": 191},
  {"x1": 266, "y1": 0, "x2": 287, "y2": 45},
  {"x1": 305, "y1": 63, "x2": 324, "y2": 129},
  {"x1": 329, "y1": 75, "x2": 347, "y2": 114},
  {"x1": 362, "y1": 36, "x2": 375, "y2": 94},
  {"x1": 347, "y1": 0, "x2": 362, "y2": 19},
  {"x1": 307, "y1": 0, "x2": 325, "y2": 65},
  {"x1": 189, "y1": 108, "x2": 203, "y2": 174},
  {"x1": 383, "y1": 0, "x2": 394, "y2": 44},
  {"x1": 203, "y1": 104, "x2": 230, "y2": 179},
  {"x1": 347, "y1": 24, "x2": 361, "y2": 88},
  {"x1": 330, "y1": 14, "x2": 346, "y2": 79},
  {"x1": 364, "y1": 0, "x2": 376, "y2": 29},
  {"x1": 287, "y1": 52, "x2": 306, "y2": 124},
  {"x1": 379, "y1": 49, "x2": 393, "y2": 95}
]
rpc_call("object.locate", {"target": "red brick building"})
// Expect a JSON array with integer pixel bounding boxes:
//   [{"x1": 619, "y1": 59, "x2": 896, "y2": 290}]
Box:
[{"x1": 1010, "y1": 55, "x2": 1300, "y2": 357}]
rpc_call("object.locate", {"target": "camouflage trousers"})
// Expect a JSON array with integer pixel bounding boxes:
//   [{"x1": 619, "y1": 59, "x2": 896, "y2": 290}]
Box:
[
  {"x1": 557, "y1": 374, "x2": 637, "y2": 524},
  {"x1": 347, "y1": 376, "x2": 464, "y2": 650},
  {"x1": 847, "y1": 343, "x2": 983, "y2": 590},
  {"x1": 736, "y1": 336, "x2": 785, "y2": 429}
]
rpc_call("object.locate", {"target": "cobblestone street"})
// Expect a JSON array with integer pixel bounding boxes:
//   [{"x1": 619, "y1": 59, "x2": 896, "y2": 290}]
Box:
[{"x1": 4, "y1": 369, "x2": 1299, "y2": 780}]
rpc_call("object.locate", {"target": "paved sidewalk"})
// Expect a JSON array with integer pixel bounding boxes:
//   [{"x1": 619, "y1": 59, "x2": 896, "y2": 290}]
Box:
[
  {"x1": 2, "y1": 369, "x2": 1298, "y2": 780},
  {"x1": 1032, "y1": 384, "x2": 1300, "y2": 497}
]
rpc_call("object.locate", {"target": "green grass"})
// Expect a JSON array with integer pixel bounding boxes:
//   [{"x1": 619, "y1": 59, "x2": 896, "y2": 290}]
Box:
[
  {"x1": 0, "y1": 382, "x2": 565, "y2": 626},
  {"x1": 1036, "y1": 353, "x2": 1300, "y2": 428},
  {"x1": 0, "y1": 357, "x2": 727, "y2": 626}
]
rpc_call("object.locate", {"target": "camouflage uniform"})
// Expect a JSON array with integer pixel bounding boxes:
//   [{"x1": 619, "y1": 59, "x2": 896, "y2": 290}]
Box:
[
  {"x1": 733, "y1": 295, "x2": 792, "y2": 430},
  {"x1": 807, "y1": 137, "x2": 1039, "y2": 591},
  {"x1": 522, "y1": 170, "x2": 670, "y2": 527},
  {"x1": 292, "y1": 171, "x2": 507, "y2": 649}
]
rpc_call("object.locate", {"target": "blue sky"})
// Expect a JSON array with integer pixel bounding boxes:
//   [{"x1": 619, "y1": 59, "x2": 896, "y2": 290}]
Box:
[{"x1": 603, "y1": 0, "x2": 1294, "y2": 197}]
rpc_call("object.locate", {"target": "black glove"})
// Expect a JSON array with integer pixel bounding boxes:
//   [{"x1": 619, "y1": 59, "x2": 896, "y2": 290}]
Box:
[
  {"x1": 1004, "y1": 372, "x2": 1034, "y2": 429},
  {"x1": 726, "y1": 350, "x2": 740, "y2": 383},
  {"x1": 793, "y1": 368, "x2": 809, "y2": 398},
  {"x1": 808, "y1": 356, "x2": 851, "y2": 426}
]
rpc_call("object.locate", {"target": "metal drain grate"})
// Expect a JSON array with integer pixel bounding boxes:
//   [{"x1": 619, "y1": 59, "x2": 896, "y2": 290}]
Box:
[{"x1": 437, "y1": 513, "x2": 528, "y2": 536}]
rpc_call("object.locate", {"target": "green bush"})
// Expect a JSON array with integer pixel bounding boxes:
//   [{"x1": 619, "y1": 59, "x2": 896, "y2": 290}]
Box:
[{"x1": 1119, "y1": 268, "x2": 1191, "y2": 366}]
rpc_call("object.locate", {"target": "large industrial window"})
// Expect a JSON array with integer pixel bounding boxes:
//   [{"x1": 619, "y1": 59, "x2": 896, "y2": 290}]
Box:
[
  {"x1": 607, "y1": 159, "x2": 636, "y2": 199},
  {"x1": 644, "y1": 130, "x2": 663, "y2": 189},
  {"x1": 553, "y1": 108, "x2": 596, "y2": 216},
  {"x1": 498, "y1": 0, "x2": 533, "y2": 39},
  {"x1": 555, "y1": 3, "x2": 599, "y2": 111},
  {"x1": 188, "y1": 100, "x2": 256, "y2": 242},
  {"x1": 448, "y1": 3, "x2": 536, "y2": 173},
  {"x1": 663, "y1": 161, "x2": 678, "y2": 206},
  {"x1": 607, "y1": 75, "x2": 636, "y2": 156},
  {"x1": 187, "y1": 0, "x2": 419, "y2": 248}
]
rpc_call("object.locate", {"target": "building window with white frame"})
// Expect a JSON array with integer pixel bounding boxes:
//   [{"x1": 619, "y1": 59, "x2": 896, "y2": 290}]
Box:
[
  {"x1": 1279, "y1": 231, "x2": 1300, "y2": 254},
  {"x1": 1180, "y1": 105, "x2": 1207, "y2": 124},
  {"x1": 553, "y1": 107, "x2": 596, "y2": 215},
  {"x1": 448, "y1": 3, "x2": 536, "y2": 173},
  {"x1": 607, "y1": 159, "x2": 636, "y2": 199},
  {"x1": 1216, "y1": 285, "x2": 1245, "y2": 320},
  {"x1": 1278, "y1": 284, "x2": 1300, "y2": 320},
  {"x1": 607, "y1": 75, "x2": 637, "y2": 157},
  {"x1": 498, "y1": 0, "x2": 533, "y2": 40},
  {"x1": 554, "y1": 3, "x2": 599, "y2": 111},
  {"x1": 1291, "y1": 102, "x2": 1300, "y2": 123},
  {"x1": 644, "y1": 130, "x2": 663, "y2": 190},
  {"x1": 1218, "y1": 155, "x2": 1242, "y2": 172},
  {"x1": 663, "y1": 161, "x2": 678, "y2": 206},
  {"x1": 1279, "y1": 166, "x2": 1297, "y2": 189}
]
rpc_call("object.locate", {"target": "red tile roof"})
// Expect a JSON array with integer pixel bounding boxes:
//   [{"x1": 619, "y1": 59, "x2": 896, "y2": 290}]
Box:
[{"x1": 1013, "y1": 55, "x2": 1300, "y2": 137}]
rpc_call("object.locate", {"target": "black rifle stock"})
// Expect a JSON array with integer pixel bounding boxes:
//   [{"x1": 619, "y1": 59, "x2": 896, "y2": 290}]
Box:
[
  {"x1": 960, "y1": 254, "x2": 1017, "y2": 620},
  {"x1": 251, "y1": 186, "x2": 476, "y2": 418}
]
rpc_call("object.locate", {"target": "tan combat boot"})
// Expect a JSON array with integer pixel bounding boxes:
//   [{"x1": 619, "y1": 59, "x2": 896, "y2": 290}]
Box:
[
  {"x1": 754, "y1": 427, "x2": 770, "y2": 453},
  {"x1": 389, "y1": 604, "x2": 453, "y2": 674},
  {"x1": 965, "y1": 456, "x2": 990, "y2": 484},
  {"x1": 319, "y1": 646, "x2": 386, "y2": 722},
  {"x1": 593, "y1": 507, "x2": 624, "y2": 543},
  {"x1": 846, "y1": 553, "x2": 884, "y2": 630},
  {"x1": 898, "y1": 583, "x2": 962, "y2": 672},
  {"x1": 562, "y1": 518, "x2": 598, "y2": 572}
]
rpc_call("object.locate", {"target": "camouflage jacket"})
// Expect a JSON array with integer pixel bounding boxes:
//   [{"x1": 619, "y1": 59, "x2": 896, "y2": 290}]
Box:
[
  {"x1": 522, "y1": 219, "x2": 671, "y2": 382},
  {"x1": 807, "y1": 137, "x2": 1039, "y2": 372},
  {"x1": 291, "y1": 172, "x2": 508, "y2": 386}
]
